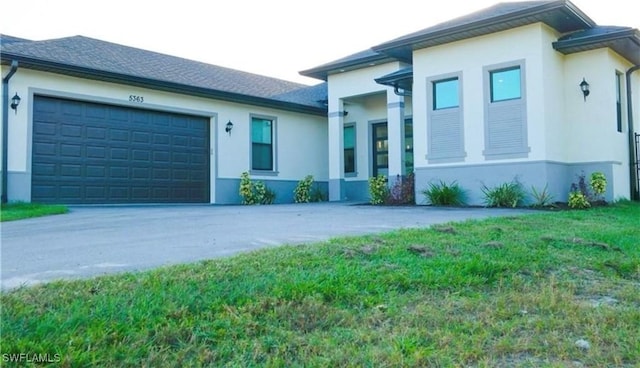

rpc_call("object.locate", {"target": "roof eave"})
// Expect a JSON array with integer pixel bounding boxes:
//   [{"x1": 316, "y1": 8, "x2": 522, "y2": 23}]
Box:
[
  {"x1": 1, "y1": 53, "x2": 327, "y2": 116},
  {"x1": 552, "y1": 29, "x2": 640, "y2": 64},
  {"x1": 299, "y1": 53, "x2": 395, "y2": 81},
  {"x1": 373, "y1": 0, "x2": 595, "y2": 58}
]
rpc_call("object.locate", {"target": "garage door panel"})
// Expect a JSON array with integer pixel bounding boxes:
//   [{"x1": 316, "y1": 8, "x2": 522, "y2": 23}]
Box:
[
  {"x1": 60, "y1": 144, "x2": 82, "y2": 157},
  {"x1": 132, "y1": 167, "x2": 150, "y2": 180},
  {"x1": 85, "y1": 145, "x2": 107, "y2": 160},
  {"x1": 110, "y1": 148, "x2": 128, "y2": 160},
  {"x1": 109, "y1": 107, "x2": 129, "y2": 122},
  {"x1": 60, "y1": 164, "x2": 82, "y2": 177},
  {"x1": 132, "y1": 150, "x2": 150, "y2": 161},
  {"x1": 33, "y1": 163, "x2": 56, "y2": 176},
  {"x1": 86, "y1": 126, "x2": 107, "y2": 139},
  {"x1": 35, "y1": 122, "x2": 57, "y2": 136},
  {"x1": 34, "y1": 142, "x2": 56, "y2": 156},
  {"x1": 61, "y1": 124, "x2": 82, "y2": 138},
  {"x1": 32, "y1": 96, "x2": 210, "y2": 204},
  {"x1": 62, "y1": 101, "x2": 83, "y2": 116},
  {"x1": 86, "y1": 186, "x2": 106, "y2": 199},
  {"x1": 133, "y1": 131, "x2": 150, "y2": 143},
  {"x1": 86, "y1": 166, "x2": 105, "y2": 178}
]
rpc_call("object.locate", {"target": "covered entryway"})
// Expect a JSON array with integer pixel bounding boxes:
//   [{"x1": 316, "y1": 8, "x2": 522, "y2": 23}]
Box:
[{"x1": 31, "y1": 96, "x2": 210, "y2": 204}]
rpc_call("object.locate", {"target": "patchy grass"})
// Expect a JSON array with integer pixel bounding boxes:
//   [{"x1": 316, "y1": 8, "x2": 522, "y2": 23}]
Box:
[
  {"x1": 1, "y1": 202, "x2": 639, "y2": 367},
  {"x1": 0, "y1": 202, "x2": 68, "y2": 222}
]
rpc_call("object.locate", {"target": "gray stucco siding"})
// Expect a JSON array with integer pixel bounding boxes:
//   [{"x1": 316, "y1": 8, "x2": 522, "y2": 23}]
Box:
[{"x1": 414, "y1": 160, "x2": 617, "y2": 206}]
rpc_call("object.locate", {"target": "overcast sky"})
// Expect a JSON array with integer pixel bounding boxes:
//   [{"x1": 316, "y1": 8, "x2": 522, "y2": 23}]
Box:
[{"x1": 2, "y1": 0, "x2": 638, "y2": 85}]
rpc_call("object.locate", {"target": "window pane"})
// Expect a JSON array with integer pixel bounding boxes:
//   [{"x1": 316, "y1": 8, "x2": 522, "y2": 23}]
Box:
[
  {"x1": 491, "y1": 67, "x2": 521, "y2": 102},
  {"x1": 434, "y1": 78, "x2": 459, "y2": 109},
  {"x1": 344, "y1": 148, "x2": 355, "y2": 173},
  {"x1": 616, "y1": 73, "x2": 623, "y2": 132},
  {"x1": 344, "y1": 126, "x2": 355, "y2": 149},
  {"x1": 251, "y1": 117, "x2": 273, "y2": 170},
  {"x1": 252, "y1": 143, "x2": 272, "y2": 170},
  {"x1": 251, "y1": 118, "x2": 272, "y2": 144},
  {"x1": 344, "y1": 126, "x2": 355, "y2": 173}
]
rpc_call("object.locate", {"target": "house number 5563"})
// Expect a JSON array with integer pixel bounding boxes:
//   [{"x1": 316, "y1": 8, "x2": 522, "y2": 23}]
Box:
[{"x1": 129, "y1": 95, "x2": 144, "y2": 103}]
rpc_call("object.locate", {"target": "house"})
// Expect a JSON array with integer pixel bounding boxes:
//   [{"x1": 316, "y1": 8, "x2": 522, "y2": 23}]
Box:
[
  {"x1": 2, "y1": 0, "x2": 639, "y2": 206},
  {"x1": 1, "y1": 35, "x2": 328, "y2": 204},
  {"x1": 301, "y1": 0, "x2": 640, "y2": 204}
]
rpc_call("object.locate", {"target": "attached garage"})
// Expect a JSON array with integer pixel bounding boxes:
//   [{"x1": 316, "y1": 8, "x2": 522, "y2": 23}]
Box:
[{"x1": 31, "y1": 96, "x2": 210, "y2": 204}]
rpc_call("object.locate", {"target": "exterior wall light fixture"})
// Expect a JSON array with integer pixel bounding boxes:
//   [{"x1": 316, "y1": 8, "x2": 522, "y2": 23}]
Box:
[
  {"x1": 579, "y1": 78, "x2": 590, "y2": 101},
  {"x1": 10, "y1": 93, "x2": 21, "y2": 113},
  {"x1": 225, "y1": 120, "x2": 233, "y2": 135}
]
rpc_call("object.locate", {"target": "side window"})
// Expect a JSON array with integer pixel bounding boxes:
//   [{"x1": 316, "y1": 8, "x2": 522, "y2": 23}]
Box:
[
  {"x1": 404, "y1": 119, "x2": 414, "y2": 173},
  {"x1": 433, "y1": 78, "x2": 459, "y2": 109},
  {"x1": 616, "y1": 71, "x2": 623, "y2": 133},
  {"x1": 490, "y1": 67, "x2": 521, "y2": 102},
  {"x1": 343, "y1": 124, "x2": 356, "y2": 175},
  {"x1": 251, "y1": 116, "x2": 275, "y2": 171},
  {"x1": 426, "y1": 72, "x2": 465, "y2": 163},
  {"x1": 483, "y1": 61, "x2": 529, "y2": 159}
]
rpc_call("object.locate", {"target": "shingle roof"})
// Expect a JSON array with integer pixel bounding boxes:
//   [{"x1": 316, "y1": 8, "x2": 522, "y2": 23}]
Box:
[
  {"x1": 301, "y1": 0, "x2": 597, "y2": 80},
  {"x1": 1, "y1": 35, "x2": 327, "y2": 115},
  {"x1": 373, "y1": 0, "x2": 594, "y2": 60},
  {"x1": 553, "y1": 26, "x2": 640, "y2": 64},
  {"x1": 0, "y1": 34, "x2": 31, "y2": 47}
]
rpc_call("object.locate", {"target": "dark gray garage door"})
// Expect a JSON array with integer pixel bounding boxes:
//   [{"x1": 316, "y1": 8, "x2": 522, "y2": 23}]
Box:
[{"x1": 32, "y1": 96, "x2": 210, "y2": 204}]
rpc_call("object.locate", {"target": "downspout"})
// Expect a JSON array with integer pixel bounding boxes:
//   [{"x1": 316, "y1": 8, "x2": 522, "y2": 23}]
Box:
[
  {"x1": 626, "y1": 65, "x2": 640, "y2": 201},
  {"x1": 2, "y1": 60, "x2": 19, "y2": 204}
]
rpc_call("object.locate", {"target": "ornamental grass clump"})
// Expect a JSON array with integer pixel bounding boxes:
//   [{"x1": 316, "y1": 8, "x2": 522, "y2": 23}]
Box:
[
  {"x1": 481, "y1": 179, "x2": 526, "y2": 208},
  {"x1": 422, "y1": 180, "x2": 466, "y2": 206}
]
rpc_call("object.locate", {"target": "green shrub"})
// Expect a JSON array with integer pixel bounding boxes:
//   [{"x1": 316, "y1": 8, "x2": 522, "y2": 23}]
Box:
[
  {"x1": 293, "y1": 175, "x2": 314, "y2": 203},
  {"x1": 568, "y1": 190, "x2": 591, "y2": 209},
  {"x1": 422, "y1": 180, "x2": 466, "y2": 206},
  {"x1": 481, "y1": 179, "x2": 526, "y2": 208},
  {"x1": 368, "y1": 175, "x2": 389, "y2": 205},
  {"x1": 239, "y1": 172, "x2": 275, "y2": 205},
  {"x1": 590, "y1": 172, "x2": 607, "y2": 198},
  {"x1": 568, "y1": 171, "x2": 607, "y2": 208},
  {"x1": 239, "y1": 172, "x2": 256, "y2": 205},
  {"x1": 530, "y1": 184, "x2": 555, "y2": 208},
  {"x1": 254, "y1": 181, "x2": 276, "y2": 205}
]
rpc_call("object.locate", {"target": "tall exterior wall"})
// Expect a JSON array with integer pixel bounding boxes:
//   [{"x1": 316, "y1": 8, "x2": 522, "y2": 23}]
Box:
[
  {"x1": 563, "y1": 49, "x2": 637, "y2": 199},
  {"x1": 0, "y1": 67, "x2": 327, "y2": 204},
  {"x1": 412, "y1": 23, "x2": 547, "y2": 168},
  {"x1": 410, "y1": 23, "x2": 638, "y2": 203}
]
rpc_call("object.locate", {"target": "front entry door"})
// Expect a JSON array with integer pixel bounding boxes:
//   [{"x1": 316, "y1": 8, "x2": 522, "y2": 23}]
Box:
[{"x1": 372, "y1": 122, "x2": 388, "y2": 177}]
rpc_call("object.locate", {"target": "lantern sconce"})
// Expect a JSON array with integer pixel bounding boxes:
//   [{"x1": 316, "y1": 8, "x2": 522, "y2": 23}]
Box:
[
  {"x1": 579, "y1": 78, "x2": 590, "y2": 101},
  {"x1": 225, "y1": 120, "x2": 233, "y2": 135},
  {"x1": 10, "y1": 93, "x2": 21, "y2": 113}
]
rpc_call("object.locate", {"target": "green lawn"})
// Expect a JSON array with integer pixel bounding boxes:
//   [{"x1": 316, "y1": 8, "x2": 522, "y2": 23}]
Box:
[
  {"x1": 1, "y1": 202, "x2": 639, "y2": 367},
  {"x1": 0, "y1": 202, "x2": 68, "y2": 222}
]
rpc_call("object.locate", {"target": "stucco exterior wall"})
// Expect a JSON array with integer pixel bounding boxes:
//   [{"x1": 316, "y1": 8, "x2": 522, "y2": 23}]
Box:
[
  {"x1": 409, "y1": 23, "x2": 639, "y2": 203},
  {"x1": 1, "y1": 67, "x2": 327, "y2": 203},
  {"x1": 326, "y1": 62, "x2": 414, "y2": 201},
  {"x1": 412, "y1": 23, "x2": 549, "y2": 169},
  {"x1": 562, "y1": 49, "x2": 637, "y2": 199}
]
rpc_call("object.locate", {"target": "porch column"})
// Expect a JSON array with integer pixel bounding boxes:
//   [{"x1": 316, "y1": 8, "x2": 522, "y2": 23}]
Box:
[
  {"x1": 386, "y1": 89, "x2": 406, "y2": 187},
  {"x1": 328, "y1": 99, "x2": 345, "y2": 201}
]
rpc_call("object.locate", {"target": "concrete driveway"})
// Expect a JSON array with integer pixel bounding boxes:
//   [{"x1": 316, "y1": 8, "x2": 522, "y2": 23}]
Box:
[{"x1": 1, "y1": 202, "x2": 533, "y2": 290}]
